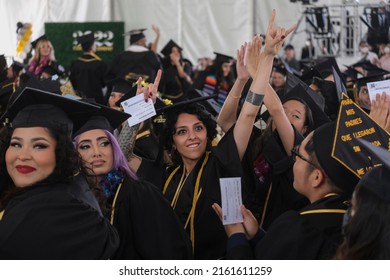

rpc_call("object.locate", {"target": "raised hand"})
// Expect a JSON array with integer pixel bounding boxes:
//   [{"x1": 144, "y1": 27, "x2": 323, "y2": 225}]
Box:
[
  {"x1": 264, "y1": 9, "x2": 297, "y2": 56},
  {"x1": 370, "y1": 92, "x2": 390, "y2": 132},
  {"x1": 236, "y1": 43, "x2": 250, "y2": 81},
  {"x1": 246, "y1": 35, "x2": 263, "y2": 78}
]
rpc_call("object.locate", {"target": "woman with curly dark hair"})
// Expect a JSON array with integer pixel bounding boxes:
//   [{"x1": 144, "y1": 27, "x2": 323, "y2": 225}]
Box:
[
  {"x1": 117, "y1": 52, "x2": 263, "y2": 258},
  {"x1": 0, "y1": 89, "x2": 119, "y2": 259}
]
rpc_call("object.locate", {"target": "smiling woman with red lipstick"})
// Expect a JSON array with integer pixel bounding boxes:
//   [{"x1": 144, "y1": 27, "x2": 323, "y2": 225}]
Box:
[{"x1": 0, "y1": 89, "x2": 119, "y2": 259}]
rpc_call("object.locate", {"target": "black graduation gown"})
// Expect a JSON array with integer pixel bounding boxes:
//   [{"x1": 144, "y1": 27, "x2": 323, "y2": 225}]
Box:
[
  {"x1": 107, "y1": 50, "x2": 160, "y2": 83},
  {"x1": 110, "y1": 177, "x2": 193, "y2": 259},
  {"x1": 69, "y1": 53, "x2": 108, "y2": 105},
  {"x1": 243, "y1": 126, "x2": 309, "y2": 229},
  {"x1": 227, "y1": 193, "x2": 350, "y2": 260},
  {"x1": 159, "y1": 60, "x2": 192, "y2": 101},
  {"x1": 139, "y1": 127, "x2": 245, "y2": 259},
  {"x1": 0, "y1": 181, "x2": 119, "y2": 259}
]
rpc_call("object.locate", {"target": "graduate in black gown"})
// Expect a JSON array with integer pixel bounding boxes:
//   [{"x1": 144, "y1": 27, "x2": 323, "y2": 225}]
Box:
[
  {"x1": 106, "y1": 28, "x2": 161, "y2": 83},
  {"x1": 118, "y1": 13, "x2": 294, "y2": 258},
  {"x1": 73, "y1": 104, "x2": 192, "y2": 259},
  {"x1": 69, "y1": 32, "x2": 108, "y2": 105},
  {"x1": 0, "y1": 88, "x2": 119, "y2": 259},
  {"x1": 213, "y1": 122, "x2": 359, "y2": 259},
  {"x1": 218, "y1": 31, "x2": 330, "y2": 229},
  {"x1": 159, "y1": 39, "x2": 193, "y2": 102}
]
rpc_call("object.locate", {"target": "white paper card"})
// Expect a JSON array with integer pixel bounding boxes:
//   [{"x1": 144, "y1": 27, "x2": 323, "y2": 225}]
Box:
[
  {"x1": 121, "y1": 94, "x2": 156, "y2": 127},
  {"x1": 220, "y1": 177, "x2": 243, "y2": 225},
  {"x1": 367, "y1": 79, "x2": 390, "y2": 101}
]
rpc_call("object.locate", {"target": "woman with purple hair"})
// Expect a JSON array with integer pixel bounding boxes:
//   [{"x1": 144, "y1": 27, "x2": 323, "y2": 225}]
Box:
[{"x1": 73, "y1": 113, "x2": 192, "y2": 259}]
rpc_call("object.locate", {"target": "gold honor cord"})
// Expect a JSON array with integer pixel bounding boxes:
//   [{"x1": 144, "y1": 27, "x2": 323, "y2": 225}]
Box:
[
  {"x1": 110, "y1": 179, "x2": 124, "y2": 224},
  {"x1": 187, "y1": 152, "x2": 209, "y2": 253},
  {"x1": 300, "y1": 193, "x2": 347, "y2": 215},
  {"x1": 163, "y1": 152, "x2": 210, "y2": 253},
  {"x1": 171, "y1": 168, "x2": 188, "y2": 209},
  {"x1": 78, "y1": 52, "x2": 102, "y2": 62},
  {"x1": 0, "y1": 210, "x2": 4, "y2": 221},
  {"x1": 135, "y1": 129, "x2": 151, "y2": 140},
  {"x1": 260, "y1": 183, "x2": 273, "y2": 228}
]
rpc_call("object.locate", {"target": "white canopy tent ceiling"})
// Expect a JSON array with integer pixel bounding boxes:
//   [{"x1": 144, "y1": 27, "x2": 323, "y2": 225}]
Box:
[{"x1": 0, "y1": 0, "x2": 380, "y2": 66}]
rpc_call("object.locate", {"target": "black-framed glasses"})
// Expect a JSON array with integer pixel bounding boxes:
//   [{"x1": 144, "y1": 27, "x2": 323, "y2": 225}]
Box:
[{"x1": 291, "y1": 145, "x2": 320, "y2": 169}]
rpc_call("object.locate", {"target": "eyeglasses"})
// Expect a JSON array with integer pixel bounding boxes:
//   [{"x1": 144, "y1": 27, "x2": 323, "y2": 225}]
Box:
[{"x1": 291, "y1": 145, "x2": 320, "y2": 169}]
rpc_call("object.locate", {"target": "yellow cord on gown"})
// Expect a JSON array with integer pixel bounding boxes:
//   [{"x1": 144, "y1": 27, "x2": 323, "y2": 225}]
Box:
[{"x1": 163, "y1": 152, "x2": 210, "y2": 253}]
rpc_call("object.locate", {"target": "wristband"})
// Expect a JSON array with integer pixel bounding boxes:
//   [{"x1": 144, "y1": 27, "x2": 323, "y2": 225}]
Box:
[{"x1": 245, "y1": 90, "x2": 264, "y2": 106}]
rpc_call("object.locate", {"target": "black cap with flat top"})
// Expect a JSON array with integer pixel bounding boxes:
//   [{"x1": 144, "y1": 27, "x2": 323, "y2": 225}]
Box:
[
  {"x1": 73, "y1": 104, "x2": 131, "y2": 137},
  {"x1": 31, "y1": 34, "x2": 48, "y2": 49},
  {"x1": 353, "y1": 138, "x2": 390, "y2": 204},
  {"x1": 161, "y1": 39, "x2": 182, "y2": 57},
  {"x1": 124, "y1": 28, "x2": 147, "y2": 45},
  {"x1": 281, "y1": 83, "x2": 330, "y2": 130},
  {"x1": 1, "y1": 87, "x2": 101, "y2": 135},
  {"x1": 77, "y1": 32, "x2": 95, "y2": 45},
  {"x1": 213, "y1": 52, "x2": 233, "y2": 64},
  {"x1": 107, "y1": 77, "x2": 136, "y2": 95},
  {"x1": 330, "y1": 93, "x2": 390, "y2": 188}
]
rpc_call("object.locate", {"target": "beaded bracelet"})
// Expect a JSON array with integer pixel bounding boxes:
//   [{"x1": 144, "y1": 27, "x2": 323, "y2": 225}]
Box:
[{"x1": 245, "y1": 90, "x2": 264, "y2": 106}]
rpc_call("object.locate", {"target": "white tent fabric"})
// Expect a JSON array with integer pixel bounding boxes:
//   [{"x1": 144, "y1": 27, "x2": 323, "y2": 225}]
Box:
[{"x1": 0, "y1": 0, "x2": 376, "y2": 65}]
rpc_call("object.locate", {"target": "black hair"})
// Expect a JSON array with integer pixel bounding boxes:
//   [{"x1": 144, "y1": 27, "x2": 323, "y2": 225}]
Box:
[
  {"x1": 81, "y1": 42, "x2": 93, "y2": 52},
  {"x1": 162, "y1": 103, "x2": 217, "y2": 164},
  {"x1": 335, "y1": 184, "x2": 390, "y2": 259},
  {"x1": 0, "y1": 125, "x2": 83, "y2": 210}
]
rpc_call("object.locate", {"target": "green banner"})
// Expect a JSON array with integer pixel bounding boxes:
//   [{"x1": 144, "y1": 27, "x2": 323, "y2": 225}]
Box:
[{"x1": 44, "y1": 21, "x2": 124, "y2": 70}]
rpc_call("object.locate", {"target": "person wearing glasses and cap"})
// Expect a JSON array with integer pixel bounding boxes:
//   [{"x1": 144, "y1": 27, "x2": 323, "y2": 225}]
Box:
[
  {"x1": 213, "y1": 121, "x2": 359, "y2": 259},
  {"x1": 0, "y1": 87, "x2": 119, "y2": 259}
]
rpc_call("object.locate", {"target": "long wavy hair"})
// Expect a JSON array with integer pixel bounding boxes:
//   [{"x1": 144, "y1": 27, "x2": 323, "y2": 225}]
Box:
[
  {"x1": 0, "y1": 125, "x2": 82, "y2": 211},
  {"x1": 29, "y1": 39, "x2": 56, "y2": 63},
  {"x1": 334, "y1": 184, "x2": 390, "y2": 259}
]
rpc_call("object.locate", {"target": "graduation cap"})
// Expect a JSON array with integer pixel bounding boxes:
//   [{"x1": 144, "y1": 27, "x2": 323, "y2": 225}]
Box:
[
  {"x1": 349, "y1": 61, "x2": 388, "y2": 77},
  {"x1": 10, "y1": 60, "x2": 25, "y2": 74},
  {"x1": 107, "y1": 77, "x2": 136, "y2": 95},
  {"x1": 77, "y1": 32, "x2": 95, "y2": 45},
  {"x1": 284, "y1": 44, "x2": 295, "y2": 51},
  {"x1": 213, "y1": 52, "x2": 233, "y2": 65},
  {"x1": 314, "y1": 121, "x2": 361, "y2": 194},
  {"x1": 353, "y1": 74, "x2": 386, "y2": 94},
  {"x1": 161, "y1": 39, "x2": 182, "y2": 57},
  {"x1": 1, "y1": 87, "x2": 101, "y2": 135},
  {"x1": 31, "y1": 34, "x2": 48, "y2": 49},
  {"x1": 155, "y1": 89, "x2": 218, "y2": 115},
  {"x1": 353, "y1": 139, "x2": 390, "y2": 203},
  {"x1": 281, "y1": 84, "x2": 330, "y2": 130},
  {"x1": 41, "y1": 63, "x2": 65, "y2": 77},
  {"x1": 284, "y1": 72, "x2": 325, "y2": 110},
  {"x1": 124, "y1": 28, "x2": 147, "y2": 45},
  {"x1": 300, "y1": 57, "x2": 341, "y2": 84},
  {"x1": 0, "y1": 80, "x2": 16, "y2": 115},
  {"x1": 73, "y1": 105, "x2": 131, "y2": 137},
  {"x1": 272, "y1": 65, "x2": 287, "y2": 76},
  {"x1": 331, "y1": 93, "x2": 390, "y2": 185}
]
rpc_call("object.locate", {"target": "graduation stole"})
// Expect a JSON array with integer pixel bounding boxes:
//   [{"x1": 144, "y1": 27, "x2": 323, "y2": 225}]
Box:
[
  {"x1": 163, "y1": 152, "x2": 210, "y2": 252},
  {"x1": 78, "y1": 52, "x2": 102, "y2": 62}
]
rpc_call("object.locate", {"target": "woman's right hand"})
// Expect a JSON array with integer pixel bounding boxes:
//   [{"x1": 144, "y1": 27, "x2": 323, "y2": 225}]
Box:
[{"x1": 136, "y1": 69, "x2": 162, "y2": 104}]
